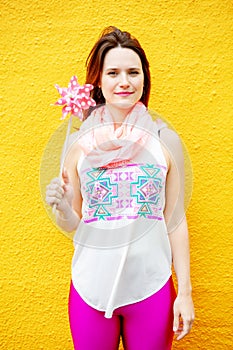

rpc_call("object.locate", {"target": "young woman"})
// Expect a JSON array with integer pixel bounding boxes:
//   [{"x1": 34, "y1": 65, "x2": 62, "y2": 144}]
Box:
[{"x1": 46, "y1": 26, "x2": 195, "y2": 350}]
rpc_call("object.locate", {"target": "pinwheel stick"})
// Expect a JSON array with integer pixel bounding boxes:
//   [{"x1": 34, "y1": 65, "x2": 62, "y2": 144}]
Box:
[
  {"x1": 59, "y1": 115, "x2": 73, "y2": 179},
  {"x1": 52, "y1": 116, "x2": 73, "y2": 214}
]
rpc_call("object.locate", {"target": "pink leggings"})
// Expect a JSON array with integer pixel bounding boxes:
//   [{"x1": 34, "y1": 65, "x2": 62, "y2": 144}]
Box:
[{"x1": 68, "y1": 277, "x2": 176, "y2": 350}]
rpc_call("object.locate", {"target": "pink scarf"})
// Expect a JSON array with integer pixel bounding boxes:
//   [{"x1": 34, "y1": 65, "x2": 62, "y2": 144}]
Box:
[{"x1": 76, "y1": 102, "x2": 159, "y2": 168}]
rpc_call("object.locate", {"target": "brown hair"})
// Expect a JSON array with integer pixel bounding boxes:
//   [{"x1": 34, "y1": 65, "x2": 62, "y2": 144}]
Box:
[{"x1": 84, "y1": 26, "x2": 151, "y2": 117}]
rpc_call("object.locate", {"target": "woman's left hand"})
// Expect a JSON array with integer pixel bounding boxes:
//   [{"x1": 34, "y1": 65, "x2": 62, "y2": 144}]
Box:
[{"x1": 173, "y1": 294, "x2": 195, "y2": 340}]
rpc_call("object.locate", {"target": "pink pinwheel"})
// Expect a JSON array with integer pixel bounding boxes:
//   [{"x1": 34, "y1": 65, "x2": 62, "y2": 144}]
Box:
[{"x1": 54, "y1": 75, "x2": 96, "y2": 120}]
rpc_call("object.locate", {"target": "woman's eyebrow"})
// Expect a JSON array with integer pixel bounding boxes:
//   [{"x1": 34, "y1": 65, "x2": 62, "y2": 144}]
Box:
[
  {"x1": 105, "y1": 67, "x2": 119, "y2": 71},
  {"x1": 128, "y1": 67, "x2": 141, "y2": 70}
]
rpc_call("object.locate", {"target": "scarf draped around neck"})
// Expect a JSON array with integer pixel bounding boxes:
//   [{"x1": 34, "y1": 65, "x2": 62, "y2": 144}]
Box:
[{"x1": 74, "y1": 102, "x2": 163, "y2": 169}]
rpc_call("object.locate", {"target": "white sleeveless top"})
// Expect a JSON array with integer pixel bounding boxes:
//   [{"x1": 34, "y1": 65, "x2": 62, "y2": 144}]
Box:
[{"x1": 71, "y1": 125, "x2": 172, "y2": 318}]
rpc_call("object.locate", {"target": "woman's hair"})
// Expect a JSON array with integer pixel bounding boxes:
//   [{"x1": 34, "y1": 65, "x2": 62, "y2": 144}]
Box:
[{"x1": 85, "y1": 26, "x2": 151, "y2": 117}]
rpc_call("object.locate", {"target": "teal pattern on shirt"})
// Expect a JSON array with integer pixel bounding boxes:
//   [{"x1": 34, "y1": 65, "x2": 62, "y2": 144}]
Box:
[{"x1": 81, "y1": 163, "x2": 166, "y2": 223}]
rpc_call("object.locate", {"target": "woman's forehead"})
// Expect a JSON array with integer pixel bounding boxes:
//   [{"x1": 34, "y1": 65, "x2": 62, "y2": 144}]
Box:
[{"x1": 103, "y1": 47, "x2": 142, "y2": 69}]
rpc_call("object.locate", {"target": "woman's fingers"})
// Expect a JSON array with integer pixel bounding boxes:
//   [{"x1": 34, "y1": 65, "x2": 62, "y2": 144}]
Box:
[
  {"x1": 173, "y1": 309, "x2": 180, "y2": 334},
  {"x1": 46, "y1": 195, "x2": 61, "y2": 206},
  {"x1": 175, "y1": 316, "x2": 193, "y2": 340},
  {"x1": 46, "y1": 184, "x2": 64, "y2": 196},
  {"x1": 46, "y1": 178, "x2": 65, "y2": 207}
]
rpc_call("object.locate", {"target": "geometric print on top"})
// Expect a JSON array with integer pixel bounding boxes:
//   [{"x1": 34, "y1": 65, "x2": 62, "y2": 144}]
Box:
[
  {"x1": 81, "y1": 163, "x2": 166, "y2": 223},
  {"x1": 131, "y1": 164, "x2": 163, "y2": 218}
]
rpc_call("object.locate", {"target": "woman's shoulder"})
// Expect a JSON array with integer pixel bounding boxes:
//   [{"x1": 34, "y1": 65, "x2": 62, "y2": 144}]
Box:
[
  {"x1": 159, "y1": 126, "x2": 181, "y2": 144},
  {"x1": 155, "y1": 120, "x2": 184, "y2": 164},
  {"x1": 154, "y1": 118, "x2": 180, "y2": 143}
]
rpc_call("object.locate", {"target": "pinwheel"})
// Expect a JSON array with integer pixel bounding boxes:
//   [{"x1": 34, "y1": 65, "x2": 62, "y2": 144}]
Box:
[{"x1": 54, "y1": 75, "x2": 96, "y2": 120}]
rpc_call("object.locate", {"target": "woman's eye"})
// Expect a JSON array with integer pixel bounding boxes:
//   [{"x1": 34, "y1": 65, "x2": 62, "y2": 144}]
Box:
[
  {"x1": 108, "y1": 71, "x2": 117, "y2": 76},
  {"x1": 129, "y1": 71, "x2": 139, "y2": 76}
]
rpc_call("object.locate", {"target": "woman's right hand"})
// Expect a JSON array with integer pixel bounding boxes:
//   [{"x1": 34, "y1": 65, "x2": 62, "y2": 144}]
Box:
[{"x1": 46, "y1": 168, "x2": 74, "y2": 213}]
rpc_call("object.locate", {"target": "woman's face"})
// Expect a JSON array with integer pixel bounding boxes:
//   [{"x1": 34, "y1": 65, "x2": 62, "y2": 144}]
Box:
[{"x1": 100, "y1": 47, "x2": 144, "y2": 113}]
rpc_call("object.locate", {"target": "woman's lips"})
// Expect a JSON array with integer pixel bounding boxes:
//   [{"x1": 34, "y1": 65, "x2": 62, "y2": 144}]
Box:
[{"x1": 114, "y1": 91, "x2": 134, "y2": 97}]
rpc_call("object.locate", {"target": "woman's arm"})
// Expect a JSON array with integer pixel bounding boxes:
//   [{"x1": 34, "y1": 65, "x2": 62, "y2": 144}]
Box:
[
  {"x1": 160, "y1": 128, "x2": 195, "y2": 340},
  {"x1": 169, "y1": 216, "x2": 194, "y2": 340}
]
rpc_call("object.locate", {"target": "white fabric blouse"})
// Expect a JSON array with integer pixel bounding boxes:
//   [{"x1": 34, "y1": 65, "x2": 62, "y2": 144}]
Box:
[{"x1": 71, "y1": 123, "x2": 172, "y2": 318}]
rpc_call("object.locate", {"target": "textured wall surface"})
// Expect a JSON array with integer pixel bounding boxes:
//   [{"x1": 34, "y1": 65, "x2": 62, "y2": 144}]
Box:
[{"x1": 1, "y1": 0, "x2": 232, "y2": 349}]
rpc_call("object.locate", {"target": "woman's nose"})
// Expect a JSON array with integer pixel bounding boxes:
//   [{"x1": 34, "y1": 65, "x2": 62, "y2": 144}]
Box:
[{"x1": 119, "y1": 73, "x2": 130, "y2": 88}]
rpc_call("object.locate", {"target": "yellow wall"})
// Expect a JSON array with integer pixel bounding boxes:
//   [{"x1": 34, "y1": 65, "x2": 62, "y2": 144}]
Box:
[{"x1": 1, "y1": 0, "x2": 232, "y2": 349}]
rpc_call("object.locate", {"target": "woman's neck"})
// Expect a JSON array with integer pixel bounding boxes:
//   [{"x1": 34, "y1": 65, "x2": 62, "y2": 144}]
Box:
[{"x1": 106, "y1": 103, "x2": 135, "y2": 127}]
